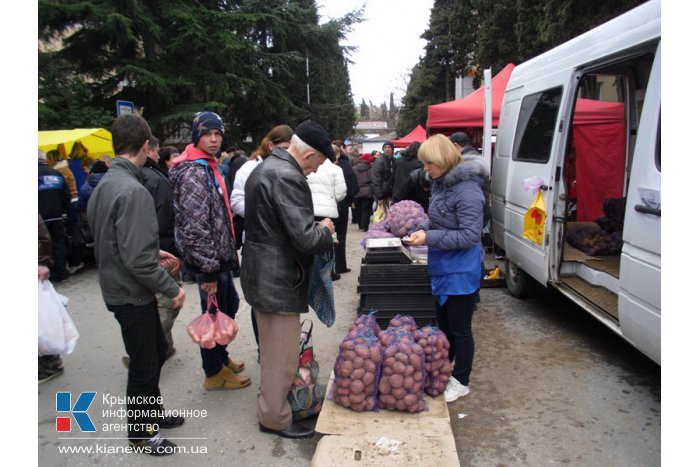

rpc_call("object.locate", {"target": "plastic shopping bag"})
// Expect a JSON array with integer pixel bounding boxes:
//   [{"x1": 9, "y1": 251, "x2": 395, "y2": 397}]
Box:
[
  {"x1": 38, "y1": 280, "x2": 79, "y2": 355},
  {"x1": 288, "y1": 320, "x2": 324, "y2": 421},
  {"x1": 372, "y1": 204, "x2": 386, "y2": 223},
  {"x1": 187, "y1": 294, "x2": 238, "y2": 349},
  {"x1": 523, "y1": 191, "x2": 546, "y2": 245}
]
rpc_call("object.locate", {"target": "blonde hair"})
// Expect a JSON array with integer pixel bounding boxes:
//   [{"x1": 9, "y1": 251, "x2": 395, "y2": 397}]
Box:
[{"x1": 418, "y1": 134, "x2": 462, "y2": 171}]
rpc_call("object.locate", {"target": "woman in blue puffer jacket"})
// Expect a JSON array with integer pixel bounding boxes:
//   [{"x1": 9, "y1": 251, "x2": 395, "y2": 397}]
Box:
[{"x1": 405, "y1": 133, "x2": 488, "y2": 403}]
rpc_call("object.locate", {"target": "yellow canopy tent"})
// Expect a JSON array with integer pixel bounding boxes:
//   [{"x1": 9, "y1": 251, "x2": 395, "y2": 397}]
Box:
[{"x1": 38, "y1": 128, "x2": 114, "y2": 157}]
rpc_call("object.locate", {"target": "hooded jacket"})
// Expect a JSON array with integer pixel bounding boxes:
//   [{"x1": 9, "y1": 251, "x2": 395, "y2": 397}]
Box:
[
  {"x1": 241, "y1": 147, "x2": 333, "y2": 314},
  {"x1": 77, "y1": 172, "x2": 105, "y2": 212},
  {"x1": 307, "y1": 158, "x2": 346, "y2": 218},
  {"x1": 419, "y1": 157, "x2": 488, "y2": 302},
  {"x1": 170, "y1": 145, "x2": 238, "y2": 281}
]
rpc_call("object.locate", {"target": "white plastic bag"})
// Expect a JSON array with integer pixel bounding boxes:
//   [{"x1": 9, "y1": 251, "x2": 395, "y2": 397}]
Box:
[
  {"x1": 522, "y1": 176, "x2": 545, "y2": 195},
  {"x1": 38, "y1": 280, "x2": 79, "y2": 355}
]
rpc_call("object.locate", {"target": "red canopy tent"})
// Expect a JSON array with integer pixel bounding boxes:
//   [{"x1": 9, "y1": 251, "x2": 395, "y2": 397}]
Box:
[
  {"x1": 391, "y1": 124, "x2": 426, "y2": 148},
  {"x1": 426, "y1": 63, "x2": 516, "y2": 138}
]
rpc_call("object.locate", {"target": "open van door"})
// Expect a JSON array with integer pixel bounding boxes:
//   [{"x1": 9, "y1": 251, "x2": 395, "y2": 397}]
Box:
[
  {"x1": 618, "y1": 45, "x2": 661, "y2": 364},
  {"x1": 494, "y1": 83, "x2": 570, "y2": 295}
]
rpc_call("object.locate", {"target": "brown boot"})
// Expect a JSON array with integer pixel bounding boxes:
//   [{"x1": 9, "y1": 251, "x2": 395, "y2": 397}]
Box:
[
  {"x1": 225, "y1": 357, "x2": 245, "y2": 374},
  {"x1": 204, "y1": 366, "x2": 251, "y2": 390}
]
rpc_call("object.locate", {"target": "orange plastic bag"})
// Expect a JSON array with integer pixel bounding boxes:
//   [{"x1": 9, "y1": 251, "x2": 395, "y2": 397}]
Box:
[{"x1": 523, "y1": 191, "x2": 546, "y2": 245}]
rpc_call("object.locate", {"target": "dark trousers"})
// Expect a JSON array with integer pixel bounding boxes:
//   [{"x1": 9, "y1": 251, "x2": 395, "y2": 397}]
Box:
[
  {"x1": 110, "y1": 301, "x2": 166, "y2": 440},
  {"x1": 355, "y1": 197, "x2": 373, "y2": 230},
  {"x1": 66, "y1": 201, "x2": 83, "y2": 267},
  {"x1": 44, "y1": 218, "x2": 68, "y2": 281},
  {"x1": 435, "y1": 293, "x2": 478, "y2": 386},
  {"x1": 196, "y1": 271, "x2": 240, "y2": 377},
  {"x1": 334, "y1": 201, "x2": 350, "y2": 272}
]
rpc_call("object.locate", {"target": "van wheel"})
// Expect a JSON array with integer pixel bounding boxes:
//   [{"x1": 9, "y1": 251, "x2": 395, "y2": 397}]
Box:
[{"x1": 505, "y1": 258, "x2": 536, "y2": 298}]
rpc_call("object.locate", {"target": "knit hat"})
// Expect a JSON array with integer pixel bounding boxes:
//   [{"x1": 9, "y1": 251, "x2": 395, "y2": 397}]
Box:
[
  {"x1": 191, "y1": 111, "x2": 224, "y2": 144},
  {"x1": 360, "y1": 153, "x2": 373, "y2": 163},
  {"x1": 295, "y1": 119, "x2": 335, "y2": 162},
  {"x1": 382, "y1": 141, "x2": 395, "y2": 150}
]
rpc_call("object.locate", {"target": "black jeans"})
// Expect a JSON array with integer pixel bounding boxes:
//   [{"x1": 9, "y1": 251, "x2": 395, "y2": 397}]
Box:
[
  {"x1": 435, "y1": 293, "x2": 478, "y2": 386},
  {"x1": 110, "y1": 301, "x2": 166, "y2": 440},
  {"x1": 196, "y1": 271, "x2": 240, "y2": 376},
  {"x1": 355, "y1": 197, "x2": 373, "y2": 230}
]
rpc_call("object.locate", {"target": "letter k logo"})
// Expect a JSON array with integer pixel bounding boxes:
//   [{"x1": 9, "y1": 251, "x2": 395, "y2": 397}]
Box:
[{"x1": 56, "y1": 392, "x2": 96, "y2": 432}]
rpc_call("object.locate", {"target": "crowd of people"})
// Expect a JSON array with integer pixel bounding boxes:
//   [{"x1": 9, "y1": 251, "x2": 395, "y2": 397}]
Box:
[{"x1": 38, "y1": 112, "x2": 491, "y2": 454}]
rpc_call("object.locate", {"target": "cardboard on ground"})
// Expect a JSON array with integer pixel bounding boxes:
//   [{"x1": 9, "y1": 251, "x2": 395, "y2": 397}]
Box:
[{"x1": 312, "y1": 372, "x2": 460, "y2": 466}]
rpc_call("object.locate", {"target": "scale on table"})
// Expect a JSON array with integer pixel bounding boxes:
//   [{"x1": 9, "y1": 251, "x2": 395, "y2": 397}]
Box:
[{"x1": 364, "y1": 237, "x2": 413, "y2": 264}]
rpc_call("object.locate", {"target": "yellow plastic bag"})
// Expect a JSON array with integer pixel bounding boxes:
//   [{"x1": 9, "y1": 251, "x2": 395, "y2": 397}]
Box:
[
  {"x1": 523, "y1": 191, "x2": 546, "y2": 245},
  {"x1": 372, "y1": 204, "x2": 386, "y2": 223}
]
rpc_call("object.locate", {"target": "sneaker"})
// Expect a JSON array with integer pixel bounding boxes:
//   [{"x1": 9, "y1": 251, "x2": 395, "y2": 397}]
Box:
[
  {"x1": 444, "y1": 376, "x2": 470, "y2": 402},
  {"x1": 129, "y1": 433, "x2": 177, "y2": 456},
  {"x1": 67, "y1": 263, "x2": 84, "y2": 274},
  {"x1": 156, "y1": 408, "x2": 185, "y2": 429}
]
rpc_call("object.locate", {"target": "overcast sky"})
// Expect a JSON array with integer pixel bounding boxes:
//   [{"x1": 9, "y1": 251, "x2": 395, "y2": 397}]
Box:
[{"x1": 315, "y1": 0, "x2": 434, "y2": 106}]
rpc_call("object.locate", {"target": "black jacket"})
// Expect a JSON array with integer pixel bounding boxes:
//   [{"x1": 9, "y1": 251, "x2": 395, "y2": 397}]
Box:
[
  {"x1": 392, "y1": 155, "x2": 423, "y2": 202},
  {"x1": 394, "y1": 167, "x2": 431, "y2": 212},
  {"x1": 241, "y1": 147, "x2": 333, "y2": 314},
  {"x1": 369, "y1": 155, "x2": 394, "y2": 201},
  {"x1": 142, "y1": 158, "x2": 177, "y2": 255},
  {"x1": 337, "y1": 154, "x2": 359, "y2": 210},
  {"x1": 353, "y1": 160, "x2": 372, "y2": 199},
  {"x1": 38, "y1": 160, "x2": 70, "y2": 221}
]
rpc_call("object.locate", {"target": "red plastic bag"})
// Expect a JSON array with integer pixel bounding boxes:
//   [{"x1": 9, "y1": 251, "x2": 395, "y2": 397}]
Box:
[{"x1": 187, "y1": 294, "x2": 238, "y2": 348}]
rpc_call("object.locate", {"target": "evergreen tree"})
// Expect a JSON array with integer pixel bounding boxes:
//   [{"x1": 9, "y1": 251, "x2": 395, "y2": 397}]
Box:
[{"x1": 360, "y1": 98, "x2": 369, "y2": 118}]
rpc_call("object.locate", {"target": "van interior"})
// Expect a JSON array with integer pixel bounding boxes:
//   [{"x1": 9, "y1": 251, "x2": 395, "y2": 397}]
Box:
[{"x1": 556, "y1": 50, "x2": 657, "y2": 322}]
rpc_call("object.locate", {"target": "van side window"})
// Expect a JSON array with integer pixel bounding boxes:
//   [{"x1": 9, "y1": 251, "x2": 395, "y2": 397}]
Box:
[{"x1": 513, "y1": 87, "x2": 563, "y2": 163}]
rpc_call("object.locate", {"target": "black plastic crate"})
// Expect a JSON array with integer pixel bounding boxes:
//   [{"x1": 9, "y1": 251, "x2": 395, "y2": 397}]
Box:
[
  {"x1": 358, "y1": 263, "x2": 430, "y2": 286},
  {"x1": 356, "y1": 283, "x2": 432, "y2": 294},
  {"x1": 359, "y1": 293, "x2": 436, "y2": 313}
]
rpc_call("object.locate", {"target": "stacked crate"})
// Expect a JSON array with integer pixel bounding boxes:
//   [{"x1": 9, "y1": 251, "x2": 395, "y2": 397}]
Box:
[{"x1": 356, "y1": 263, "x2": 437, "y2": 329}]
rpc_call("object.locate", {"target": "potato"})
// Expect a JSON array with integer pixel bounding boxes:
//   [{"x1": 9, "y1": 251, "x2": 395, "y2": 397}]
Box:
[
  {"x1": 389, "y1": 373, "x2": 404, "y2": 389},
  {"x1": 413, "y1": 371, "x2": 423, "y2": 383},
  {"x1": 395, "y1": 352, "x2": 409, "y2": 364},
  {"x1": 404, "y1": 393, "x2": 418, "y2": 407},
  {"x1": 342, "y1": 350, "x2": 357, "y2": 361},
  {"x1": 349, "y1": 392, "x2": 365, "y2": 403},
  {"x1": 363, "y1": 384, "x2": 375, "y2": 395},
  {"x1": 395, "y1": 400, "x2": 407, "y2": 411},
  {"x1": 362, "y1": 371, "x2": 375, "y2": 387},
  {"x1": 340, "y1": 340, "x2": 353, "y2": 351},
  {"x1": 383, "y1": 366, "x2": 393, "y2": 376},
  {"x1": 351, "y1": 403, "x2": 366, "y2": 412},
  {"x1": 337, "y1": 395, "x2": 350, "y2": 407},
  {"x1": 404, "y1": 364, "x2": 415, "y2": 376},
  {"x1": 339, "y1": 361, "x2": 353, "y2": 378},
  {"x1": 337, "y1": 377, "x2": 351, "y2": 388},
  {"x1": 393, "y1": 361, "x2": 406, "y2": 374},
  {"x1": 391, "y1": 387, "x2": 406, "y2": 399},
  {"x1": 364, "y1": 360, "x2": 376, "y2": 373},
  {"x1": 336, "y1": 386, "x2": 350, "y2": 396},
  {"x1": 384, "y1": 356, "x2": 396, "y2": 368},
  {"x1": 379, "y1": 376, "x2": 391, "y2": 394},
  {"x1": 369, "y1": 346, "x2": 382, "y2": 363},
  {"x1": 353, "y1": 356, "x2": 365, "y2": 369},
  {"x1": 409, "y1": 353, "x2": 422, "y2": 369},
  {"x1": 355, "y1": 344, "x2": 370, "y2": 359},
  {"x1": 350, "y1": 380, "x2": 365, "y2": 395},
  {"x1": 382, "y1": 394, "x2": 396, "y2": 407},
  {"x1": 402, "y1": 376, "x2": 414, "y2": 390}
]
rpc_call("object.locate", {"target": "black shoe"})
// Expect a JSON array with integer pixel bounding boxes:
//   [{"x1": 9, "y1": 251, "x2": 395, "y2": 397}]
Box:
[
  {"x1": 360, "y1": 228, "x2": 368, "y2": 232},
  {"x1": 157, "y1": 414, "x2": 185, "y2": 429},
  {"x1": 337, "y1": 268, "x2": 351, "y2": 274},
  {"x1": 129, "y1": 433, "x2": 177, "y2": 456},
  {"x1": 259, "y1": 422, "x2": 314, "y2": 439},
  {"x1": 38, "y1": 366, "x2": 64, "y2": 384},
  {"x1": 331, "y1": 273, "x2": 341, "y2": 281}
]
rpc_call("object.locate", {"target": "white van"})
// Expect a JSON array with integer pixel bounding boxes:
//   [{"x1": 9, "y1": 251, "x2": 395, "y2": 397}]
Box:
[{"x1": 490, "y1": 0, "x2": 660, "y2": 364}]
